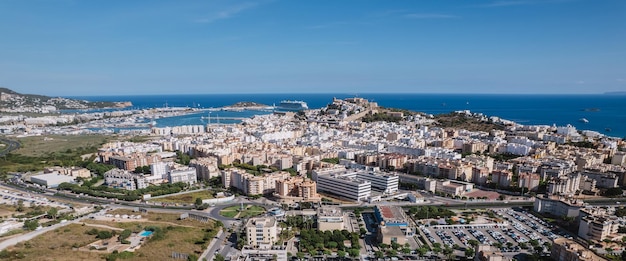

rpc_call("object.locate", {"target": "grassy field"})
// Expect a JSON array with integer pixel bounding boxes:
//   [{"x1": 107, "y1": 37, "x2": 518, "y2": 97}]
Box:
[
  {"x1": 2, "y1": 224, "x2": 109, "y2": 260},
  {"x1": 148, "y1": 190, "x2": 214, "y2": 204},
  {"x1": 14, "y1": 135, "x2": 110, "y2": 157},
  {"x1": 219, "y1": 205, "x2": 265, "y2": 219},
  {"x1": 0, "y1": 134, "x2": 112, "y2": 174},
  {"x1": 4, "y1": 210, "x2": 219, "y2": 261},
  {"x1": 0, "y1": 203, "x2": 52, "y2": 219}
]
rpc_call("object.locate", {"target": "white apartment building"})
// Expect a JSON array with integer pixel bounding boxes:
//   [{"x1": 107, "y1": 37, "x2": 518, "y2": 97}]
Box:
[
  {"x1": 151, "y1": 161, "x2": 170, "y2": 180},
  {"x1": 103, "y1": 169, "x2": 147, "y2": 191},
  {"x1": 246, "y1": 217, "x2": 278, "y2": 248},
  {"x1": 169, "y1": 167, "x2": 197, "y2": 185},
  {"x1": 578, "y1": 215, "x2": 619, "y2": 241},
  {"x1": 533, "y1": 197, "x2": 583, "y2": 218},
  {"x1": 612, "y1": 151, "x2": 626, "y2": 167},
  {"x1": 547, "y1": 173, "x2": 582, "y2": 195}
]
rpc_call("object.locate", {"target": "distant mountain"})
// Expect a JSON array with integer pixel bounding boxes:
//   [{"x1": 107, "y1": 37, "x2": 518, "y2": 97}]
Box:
[
  {"x1": 0, "y1": 87, "x2": 132, "y2": 113},
  {"x1": 604, "y1": 91, "x2": 626, "y2": 95}
]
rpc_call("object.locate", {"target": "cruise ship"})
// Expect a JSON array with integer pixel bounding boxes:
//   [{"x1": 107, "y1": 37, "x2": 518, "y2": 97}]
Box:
[{"x1": 274, "y1": 100, "x2": 309, "y2": 112}]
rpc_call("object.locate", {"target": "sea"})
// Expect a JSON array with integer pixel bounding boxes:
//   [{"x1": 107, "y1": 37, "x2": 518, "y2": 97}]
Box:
[{"x1": 69, "y1": 93, "x2": 626, "y2": 138}]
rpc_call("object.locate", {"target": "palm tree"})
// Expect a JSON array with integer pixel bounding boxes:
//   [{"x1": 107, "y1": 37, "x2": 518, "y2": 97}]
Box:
[{"x1": 443, "y1": 246, "x2": 454, "y2": 261}]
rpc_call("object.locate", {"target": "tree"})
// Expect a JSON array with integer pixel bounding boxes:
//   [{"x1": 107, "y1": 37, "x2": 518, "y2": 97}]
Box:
[
  {"x1": 296, "y1": 252, "x2": 305, "y2": 260},
  {"x1": 337, "y1": 250, "x2": 346, "y2": 258},
  {"x1": 604, "y1": 187, "x2": 624, "y2": 197},
  {"x1": 195, "y1": 198, "x2": 203, "y2": 207},
  {"x1": 119, "y1": 229, "x2": 132, "y2": 242},
  {"x1": 374, "y1": 251, "x2": 384, "y2": 259},
  {"x1": 47, "y1": 207, "x2": 58, "y2": 220},
  {"x1": 348, "y1": 248, "x2": 360, "y2": 258},
  {"x1": 16, "y1": 200, "x2": 24, "y2": 212},
  {"x1": 443, "y1": 246, "x2": 454, "y2": 260},
  {"x1": 97, "y1": 230, "x2": 114, "y2": 239},
  {"x1": 533, "y1": 246, "x2": 544, "y2": 258},
  {"x1": 416, "y1": 247, "x2": 428, "y2": 256},
  {"x1": 213, "y1": 254, "x2": 225, "y2": 261},
  {"x1": 465, "y1": 248, "x2": 475, "y2": 258},
  {"x1": 24, "y1": 219, "x2": 38, "y2": 231}
]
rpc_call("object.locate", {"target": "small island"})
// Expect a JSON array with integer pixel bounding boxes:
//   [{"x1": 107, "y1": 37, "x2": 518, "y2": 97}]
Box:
[{"x1": 230, "y1": 101, "x2": 269, "y2": 108}]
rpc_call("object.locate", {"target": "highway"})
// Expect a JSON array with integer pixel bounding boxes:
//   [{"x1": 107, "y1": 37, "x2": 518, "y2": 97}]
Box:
[{"x1": 0, "y1": 138, "x2": 19, "y2": 157}]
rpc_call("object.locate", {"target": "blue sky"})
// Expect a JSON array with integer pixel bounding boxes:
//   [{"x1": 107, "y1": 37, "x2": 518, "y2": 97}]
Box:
[{"x1": 0, "y1": 0, "x2": 624, "y2": 96}]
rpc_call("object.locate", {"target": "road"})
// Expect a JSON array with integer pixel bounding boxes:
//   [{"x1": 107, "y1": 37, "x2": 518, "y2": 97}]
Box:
[
  {"x1": 200, "y1": 229, "x2": 224, "y2": 260},
  {"x1": 0, "y1": 138, "x2": 19, "y2": 157}
]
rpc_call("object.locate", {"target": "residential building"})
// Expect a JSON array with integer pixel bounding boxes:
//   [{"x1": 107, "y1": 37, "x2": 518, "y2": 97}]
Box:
[
  {"x1": 103, "y1": 169, "x2": 147, "y2": 191},
  {"x1": 551, "y1": 238, "x2": 604, "y2": 261},
  {"x1": 274, "y1": 176, "x2": 321, "y2": 202},
  {"x1": 578, "y1": 215, "x2": 619, "y2": 241},
  {"x1": 491, "y1": 170, "x2": 512, "y2": 188},
  {"x1": 223, "y1": 169, "x2": 290, "y2": 196},
  {"x1": 317, "y1": 207, "x2": 344, "y2": 231},
  {"x1": 474, "y1": 245, "x2": 510, "y2": 261},
  {"x1": 108, "y1": 153, "x2": 160, "y2": 171},
  {"x1": 245, "y1": 217, "x2": 278, "y2": 248},
  {"x1": 169, "y1": 167, "x2": 197, "y2": 186},
  {"x1": 189, "y1": 157, "x2": 220, "y2": 180},
  {"x1": 533, "y1": 196, "x2": 583, "y2": 218},
  {"x1": 518, "y1": 172, "x2": 540, "y2": 191}
]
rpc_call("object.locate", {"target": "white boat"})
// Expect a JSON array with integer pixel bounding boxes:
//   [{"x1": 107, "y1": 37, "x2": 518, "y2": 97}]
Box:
[
  {"x1": 579, "y1": 118, "x2": 589, "y2": 123},
  {"x1": 275, "y1": 100, "x2": 309, "y2": 112}
]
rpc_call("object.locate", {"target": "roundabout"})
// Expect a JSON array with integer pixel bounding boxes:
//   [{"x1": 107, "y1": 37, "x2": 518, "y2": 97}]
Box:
[
  {"x1": 209, "y1": 201, "x2": 274, "y2": 222},
  {"x1": 219, "y1": 204, "x2": 266, "y2": 219}
]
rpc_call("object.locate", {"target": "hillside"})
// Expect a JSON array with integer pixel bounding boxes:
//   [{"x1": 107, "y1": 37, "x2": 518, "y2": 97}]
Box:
[
  {"x1": 433, "y1": 112, "x2": 506, "y2": 132},
  {"x1": 0, "y1": 87, "x2": 132, "y2": 112}
]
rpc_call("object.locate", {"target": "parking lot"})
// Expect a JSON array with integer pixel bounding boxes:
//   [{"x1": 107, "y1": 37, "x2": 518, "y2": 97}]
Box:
[{"x1": 420, "y1": 208, "x2": 564, "y2": 256}]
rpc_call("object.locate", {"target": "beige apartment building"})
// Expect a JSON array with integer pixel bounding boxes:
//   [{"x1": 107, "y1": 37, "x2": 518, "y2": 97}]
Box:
[
  {"x1": 274, "y1": 176, "x2": 321, "y2": 202},
  {"x1": 551, "y1": 238, "x2": 604, "y2": 261},
  {"x1": 246, "y1": 217, "x2": 278, "y2": 248},
  {"x1": 317, "y1": 207, "x2": 344, "y2": 231}
]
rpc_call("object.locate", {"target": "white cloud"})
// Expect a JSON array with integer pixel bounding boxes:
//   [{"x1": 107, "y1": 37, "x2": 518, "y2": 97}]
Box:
[
  {"x1": 480, "y1": 0, "x2": 577, "y2": 8},
  {"x1": 481, "y1": 1, "x2": 531, "y2": 7},
  {"x1": 403, "y1": 13, "x2": 459, "y2": 19},
  {"x1": 195, "y1": 2, "x2": 259, "y2": 24}
]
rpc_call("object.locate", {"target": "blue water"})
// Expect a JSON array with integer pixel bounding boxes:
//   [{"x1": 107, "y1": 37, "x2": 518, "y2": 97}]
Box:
[
  {"x1": 68, "y1": 94, "x2": 626, "y2": 138},
  {"x1": 139, "y1": 230, "x2": 153, "y2": 237}
]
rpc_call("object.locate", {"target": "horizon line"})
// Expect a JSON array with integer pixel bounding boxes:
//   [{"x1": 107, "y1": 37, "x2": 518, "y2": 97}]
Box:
[{"x1": 60, "y1": 91, "x2": 620, "y2": 97}]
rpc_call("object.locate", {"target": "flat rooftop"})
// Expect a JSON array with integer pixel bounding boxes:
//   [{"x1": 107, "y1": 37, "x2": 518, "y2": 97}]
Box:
[
  {"x1": 376, "y1": 205, "x2": 406, "y2": 221},
  {"x1": 317, "y1": 207, "x2": 342, "y2": 217}
]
